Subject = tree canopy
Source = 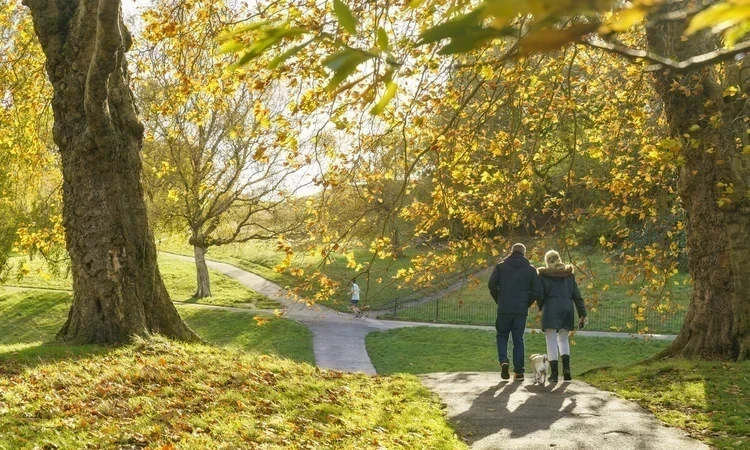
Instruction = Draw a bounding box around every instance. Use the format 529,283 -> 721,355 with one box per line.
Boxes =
220,0 -> 750,360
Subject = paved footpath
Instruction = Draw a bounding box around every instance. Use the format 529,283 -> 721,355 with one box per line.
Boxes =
421,373 -> 708,450
164,254 -> 706,450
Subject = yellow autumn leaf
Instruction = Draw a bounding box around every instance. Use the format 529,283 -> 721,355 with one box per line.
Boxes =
599,7 -> 647,34
685,3 -> 750,36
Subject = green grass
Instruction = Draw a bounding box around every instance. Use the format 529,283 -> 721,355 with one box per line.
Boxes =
158,256 -> 280,309
3,256 -> 72,291
583,360 -> 750,449
0,290 -> 463,449
0,338 -> 465,449
178,307 -> 315,364
4,254 -> 280,309
157,236 -> 294,286
366,326 -> 670,376
0,289 -> 312,364
378,251 -> 691,334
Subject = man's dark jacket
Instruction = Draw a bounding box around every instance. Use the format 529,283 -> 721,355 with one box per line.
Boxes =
488,252 -> 542,315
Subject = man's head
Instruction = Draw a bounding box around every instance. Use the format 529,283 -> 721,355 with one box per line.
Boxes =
511,243 -> 526,255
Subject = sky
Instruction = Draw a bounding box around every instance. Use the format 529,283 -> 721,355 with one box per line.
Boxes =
122,0 -> 152,19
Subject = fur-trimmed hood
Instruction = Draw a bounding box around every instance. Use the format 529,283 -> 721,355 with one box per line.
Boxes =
538,250 -> 573,278
537,266 -> 574,278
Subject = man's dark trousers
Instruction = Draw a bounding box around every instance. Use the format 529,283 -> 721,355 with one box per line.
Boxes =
496,313 -> 526,374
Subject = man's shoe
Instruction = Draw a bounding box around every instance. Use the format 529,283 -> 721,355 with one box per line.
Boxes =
514,373 -> 524,381
500,362 -> 510,380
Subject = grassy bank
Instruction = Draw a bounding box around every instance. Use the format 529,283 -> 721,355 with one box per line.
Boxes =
0,337 -> 465,449
583,360 -> 750,449
366,326 -> 670,375
0,289 -> 463,449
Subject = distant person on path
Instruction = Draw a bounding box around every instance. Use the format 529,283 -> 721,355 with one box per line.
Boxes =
537,250 -> 587,382
488,243 -> 542,381
350,278 -> 363,318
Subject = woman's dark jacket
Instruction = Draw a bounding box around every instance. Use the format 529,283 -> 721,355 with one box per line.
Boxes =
537,266 -> 586,330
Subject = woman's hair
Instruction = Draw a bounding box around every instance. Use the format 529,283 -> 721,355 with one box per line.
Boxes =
544,250 -> 567,270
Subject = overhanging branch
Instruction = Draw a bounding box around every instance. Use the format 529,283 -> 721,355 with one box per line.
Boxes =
581,38 -> 750,73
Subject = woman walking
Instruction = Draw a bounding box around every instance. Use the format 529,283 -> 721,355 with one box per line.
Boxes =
537,250 -> 587,382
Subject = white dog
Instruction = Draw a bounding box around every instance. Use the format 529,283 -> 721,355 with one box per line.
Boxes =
529,354 -> 550,385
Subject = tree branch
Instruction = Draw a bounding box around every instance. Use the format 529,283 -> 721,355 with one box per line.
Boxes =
581,38 -> 750,73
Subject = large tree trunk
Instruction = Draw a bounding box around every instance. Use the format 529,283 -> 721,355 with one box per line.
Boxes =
193,245 -> 212,298
647,9 -> 750,360
24,0 -> 199,344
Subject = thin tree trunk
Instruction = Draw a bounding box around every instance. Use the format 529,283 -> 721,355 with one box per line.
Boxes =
194,245 -> 212,298
392,224 -> 403,258
24,0 -> 199,344
647,7 -> 750,360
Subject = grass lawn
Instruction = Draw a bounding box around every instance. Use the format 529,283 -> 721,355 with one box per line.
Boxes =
0,290 -> 463,449
583,360 -> 750,450
378,251 -> 691,334
366,326 -> 670,376
0,337 -> 464,449
4,254 -> 280,309
158,256 -> 281,309
0,290 -> 313,364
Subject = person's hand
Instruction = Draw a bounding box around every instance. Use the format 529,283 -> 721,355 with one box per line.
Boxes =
578,317 -> 588,330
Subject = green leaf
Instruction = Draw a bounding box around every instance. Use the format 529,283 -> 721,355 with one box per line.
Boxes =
437,27 -> 499,55
482,0 -> 529,24
269,40 -> 314,69
228,27 -> 307,70
333,0 -> 358,34
371,80 -> 398,115
323,49 -> 375,91
220,21 -> 268,41
377,27 -> 390,51
418,9 -> 484,45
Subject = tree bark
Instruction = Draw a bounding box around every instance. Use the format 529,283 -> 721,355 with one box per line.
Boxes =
647,8 -> 750,360
193,245 -> 212,298
23,0 -> 199,344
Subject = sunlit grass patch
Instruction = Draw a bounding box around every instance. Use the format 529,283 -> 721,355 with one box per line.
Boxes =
583,359 -> 750,449
0,337 -> 465,449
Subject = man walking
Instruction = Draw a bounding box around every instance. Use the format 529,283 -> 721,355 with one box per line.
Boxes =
488,243 -> 542,381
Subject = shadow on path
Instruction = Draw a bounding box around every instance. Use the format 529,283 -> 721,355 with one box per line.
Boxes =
421,373 -> 709,450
